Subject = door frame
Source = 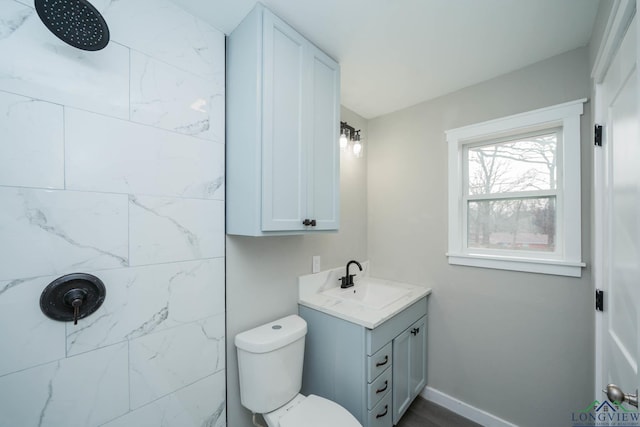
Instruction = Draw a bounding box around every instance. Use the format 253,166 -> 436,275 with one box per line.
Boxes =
592,0 -> 637,401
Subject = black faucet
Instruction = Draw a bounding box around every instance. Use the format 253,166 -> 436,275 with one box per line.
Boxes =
339,260 -> 363,289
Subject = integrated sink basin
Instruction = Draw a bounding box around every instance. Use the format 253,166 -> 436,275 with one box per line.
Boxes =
299,262 -> 432,329
322,280 -> 410,310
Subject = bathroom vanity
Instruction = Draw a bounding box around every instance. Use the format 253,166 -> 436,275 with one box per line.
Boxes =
298,266 -> 431,426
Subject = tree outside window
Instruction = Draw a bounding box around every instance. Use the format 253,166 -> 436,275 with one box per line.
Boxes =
465,131 -> 559,252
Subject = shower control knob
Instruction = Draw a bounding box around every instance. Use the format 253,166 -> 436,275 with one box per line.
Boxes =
40,273 -> 106,325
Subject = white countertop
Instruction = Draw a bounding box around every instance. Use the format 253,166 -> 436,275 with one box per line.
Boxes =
298,263 -> 431,329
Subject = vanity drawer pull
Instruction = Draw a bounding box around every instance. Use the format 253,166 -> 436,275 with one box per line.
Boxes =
376,405 -> 388,419
376,355 -> 388,367
376,380 -> 388,394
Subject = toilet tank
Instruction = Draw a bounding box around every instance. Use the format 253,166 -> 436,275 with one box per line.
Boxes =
235,315 -> 307,414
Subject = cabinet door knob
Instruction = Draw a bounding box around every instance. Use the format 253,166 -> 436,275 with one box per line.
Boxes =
310,219 -> 316,226
376,355 -> 389,367
302,219 -> 311,226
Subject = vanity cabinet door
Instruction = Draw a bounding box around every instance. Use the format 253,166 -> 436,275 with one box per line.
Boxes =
392,316 -> 427,424
409,316 -> 427,398
392,327 -> 412,423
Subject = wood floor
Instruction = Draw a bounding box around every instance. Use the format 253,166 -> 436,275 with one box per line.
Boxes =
396,397 -> 482,427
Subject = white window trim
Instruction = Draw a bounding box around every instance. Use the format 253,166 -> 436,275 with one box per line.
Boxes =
446,99 -> 587,277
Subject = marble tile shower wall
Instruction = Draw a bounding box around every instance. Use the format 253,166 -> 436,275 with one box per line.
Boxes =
0,1 -> 226,426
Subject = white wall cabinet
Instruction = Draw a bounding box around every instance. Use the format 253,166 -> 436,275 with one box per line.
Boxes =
299,297 -> 428,426
227,4 -> 340,236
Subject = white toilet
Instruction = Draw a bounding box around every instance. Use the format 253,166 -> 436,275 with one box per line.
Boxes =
235,314 -> 362,427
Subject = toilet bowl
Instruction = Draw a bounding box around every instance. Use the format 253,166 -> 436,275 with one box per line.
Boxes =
235,315 -> 362,427
262,393 -> 360,427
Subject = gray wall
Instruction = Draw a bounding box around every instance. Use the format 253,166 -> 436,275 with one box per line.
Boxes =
226,106 -> 368,427
366,47 -> 594,427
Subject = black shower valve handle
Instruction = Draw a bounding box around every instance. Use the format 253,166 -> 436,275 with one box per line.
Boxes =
71,298 -> 82,325
40,273 -> 106,325
63,287 -> 87,325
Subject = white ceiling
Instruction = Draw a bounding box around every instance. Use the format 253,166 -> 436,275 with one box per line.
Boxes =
172,0 -> 600,119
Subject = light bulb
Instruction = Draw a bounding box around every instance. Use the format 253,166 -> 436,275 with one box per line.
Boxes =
339,132 -> 348,150
353,141 -> 362,157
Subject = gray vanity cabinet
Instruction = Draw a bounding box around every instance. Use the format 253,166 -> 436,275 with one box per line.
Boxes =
299,297 -> 428,426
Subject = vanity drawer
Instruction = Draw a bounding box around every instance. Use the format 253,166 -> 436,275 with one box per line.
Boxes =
367,366 -> 392,409
367,342 -> 392,382
368,389 -> 392,427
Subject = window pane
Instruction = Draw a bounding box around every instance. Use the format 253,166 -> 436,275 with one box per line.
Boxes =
468,133 -> 557,195
467,197 -> 556,252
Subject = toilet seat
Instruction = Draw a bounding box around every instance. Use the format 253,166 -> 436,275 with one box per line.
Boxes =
263,394 -> 362,427
278,394 -> 361,427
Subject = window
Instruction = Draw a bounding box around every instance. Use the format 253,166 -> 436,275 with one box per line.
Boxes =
466,129 -> 559,252
446,99 -> 586,277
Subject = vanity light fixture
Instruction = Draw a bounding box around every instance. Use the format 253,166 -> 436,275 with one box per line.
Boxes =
339,121 -> 364,157
340,121 -> 352,151
352,130 -> 363,158
339,125 -> 350,150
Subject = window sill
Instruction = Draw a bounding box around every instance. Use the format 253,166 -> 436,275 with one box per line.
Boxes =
446,253 -> 585,277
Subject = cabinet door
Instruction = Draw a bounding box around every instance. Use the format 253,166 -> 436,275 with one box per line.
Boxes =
392,327 -> 412,424
261,11 -> 307,231
306,47 -> 340,230
410,317 -> 427,398
392,316 -> 427,425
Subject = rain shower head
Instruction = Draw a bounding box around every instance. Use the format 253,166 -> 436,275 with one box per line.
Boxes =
34,0 -> 110,51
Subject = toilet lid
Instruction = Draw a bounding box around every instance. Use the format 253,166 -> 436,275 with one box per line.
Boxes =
279,395 -> 362,427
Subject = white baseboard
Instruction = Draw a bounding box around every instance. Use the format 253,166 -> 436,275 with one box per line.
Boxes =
420,386 -> 518,427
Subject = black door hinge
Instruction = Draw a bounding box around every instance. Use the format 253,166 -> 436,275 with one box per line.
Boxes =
595,125 -> 603,147
596,289 -> 604,312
